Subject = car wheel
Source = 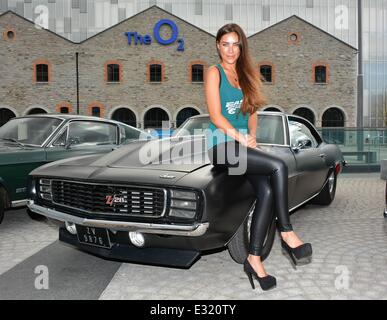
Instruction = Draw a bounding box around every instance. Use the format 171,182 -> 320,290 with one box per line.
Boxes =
310,170 -> 337,206
227,201 -> 277,264
27,208 -> 47,221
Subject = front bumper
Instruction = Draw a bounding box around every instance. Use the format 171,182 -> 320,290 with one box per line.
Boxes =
28,201 -> 209,237
59,227 -> 201,268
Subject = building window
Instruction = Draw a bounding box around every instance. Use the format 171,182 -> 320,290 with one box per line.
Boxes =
27,108 -> 47,115
306,0 -> 314,8
260,65 -> 272,83
3,28 -> 16,42
176,108 -> 200,128
144,108 -> 169,129
92,107 -> 101,117
288,32 -> 301,45
264,107 -> 281,112
56,102 -> 73,114
315,66 -> 327,84
88,102 -> 105,118
105,61 -> 123,83
35,64 -> 49,83
293,107 -> 315,125
322,107 -> 345,144
107,64 -> 120,82
0,108 -> 16,127
60,107 -> 69,114
112,108 -> 137,127
191,64 -> 204,82
150,64 -> 162,82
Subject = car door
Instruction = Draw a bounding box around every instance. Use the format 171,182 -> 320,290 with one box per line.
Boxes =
45,120 -> 119,162
256,113 -> 298,210
288,116 -> 329,204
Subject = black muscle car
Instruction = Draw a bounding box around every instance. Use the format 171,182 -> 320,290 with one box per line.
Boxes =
27,112 -> 345,268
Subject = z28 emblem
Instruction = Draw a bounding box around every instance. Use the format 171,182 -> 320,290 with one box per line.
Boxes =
105,195 -> 127,206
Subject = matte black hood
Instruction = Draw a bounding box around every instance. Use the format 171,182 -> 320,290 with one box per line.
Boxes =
90,136 -> 211,172
30,136 -> 212,185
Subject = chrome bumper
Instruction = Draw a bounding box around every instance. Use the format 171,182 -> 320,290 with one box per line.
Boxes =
27,202 -> 209,237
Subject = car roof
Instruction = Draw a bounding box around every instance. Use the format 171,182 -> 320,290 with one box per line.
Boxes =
11,114 -> 133,126
188,111 -> 288,119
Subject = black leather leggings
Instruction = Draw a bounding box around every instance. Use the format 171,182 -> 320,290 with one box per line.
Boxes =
208,141 -> 293,256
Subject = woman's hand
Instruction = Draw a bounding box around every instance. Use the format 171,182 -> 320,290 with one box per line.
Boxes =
246,134 -> 257,148
237,133 -> 249,147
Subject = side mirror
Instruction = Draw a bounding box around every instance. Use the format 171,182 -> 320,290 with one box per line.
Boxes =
297,139 -> 312,149
65,137 -> 78,150
292,139 -> 312,153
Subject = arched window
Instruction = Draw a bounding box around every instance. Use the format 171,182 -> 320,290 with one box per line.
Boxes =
293,107 -> 315,125
191,64 -> 204,82
149,64 -> 162,82
60,107 -> 69,114
322,108 -> 345,127
144,108 -> 169,129
0,108 -> 16,127
322,107 -> 345,144
107,64 -> 120,82
112,108 -> 137,127
176,108 -> 200,127
35,64 -> 49,82
264,107 -> 281,112
260,65 -> 272,83
315,65 -> 327,84
27,108 -> 47,115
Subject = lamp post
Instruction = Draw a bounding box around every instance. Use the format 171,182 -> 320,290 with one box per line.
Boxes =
76,52 -> 79,115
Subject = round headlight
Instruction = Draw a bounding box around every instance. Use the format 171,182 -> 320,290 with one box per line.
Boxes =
129,231 -> 145,247
65,221 -> 77,235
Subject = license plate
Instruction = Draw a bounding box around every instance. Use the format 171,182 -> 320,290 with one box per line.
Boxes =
76,225 -> 112,249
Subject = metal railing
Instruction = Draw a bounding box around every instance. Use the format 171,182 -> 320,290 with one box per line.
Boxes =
318,128 -> 387,172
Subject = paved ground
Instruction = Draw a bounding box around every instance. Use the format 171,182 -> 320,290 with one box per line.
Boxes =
0,173 -> 386,300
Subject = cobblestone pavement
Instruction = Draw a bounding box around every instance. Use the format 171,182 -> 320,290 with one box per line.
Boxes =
0,173 -> 386,300
100,173 -> 387,300
0,210 -> 57,275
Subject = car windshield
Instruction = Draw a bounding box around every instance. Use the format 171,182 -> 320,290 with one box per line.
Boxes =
172,114 -> 285,145
173,117 -> 211,137
0,117 -> 62,146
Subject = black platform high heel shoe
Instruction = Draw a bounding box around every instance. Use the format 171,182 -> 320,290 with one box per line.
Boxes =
243,259 -> 276,291
281,239 -> 313,267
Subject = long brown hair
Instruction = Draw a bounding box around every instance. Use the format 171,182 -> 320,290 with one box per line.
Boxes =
216,23 -> 266,116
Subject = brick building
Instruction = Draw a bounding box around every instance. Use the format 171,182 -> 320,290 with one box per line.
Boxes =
0,6 -> 357,129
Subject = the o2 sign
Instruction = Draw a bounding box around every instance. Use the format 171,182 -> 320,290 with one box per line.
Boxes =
125,19 -> 184,52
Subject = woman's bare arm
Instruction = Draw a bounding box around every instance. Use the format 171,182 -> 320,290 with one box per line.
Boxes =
248,112 -> 257,137
205,66 -> 247,146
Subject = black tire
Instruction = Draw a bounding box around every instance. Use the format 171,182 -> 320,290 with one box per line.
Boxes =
227,201 -> 277,264
310,170 -> 337,206
27,208 -> 47,221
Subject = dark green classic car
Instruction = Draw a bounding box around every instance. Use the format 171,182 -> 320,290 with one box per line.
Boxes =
0,114 -> 150,223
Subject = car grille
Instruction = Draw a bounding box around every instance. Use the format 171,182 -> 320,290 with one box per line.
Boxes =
51,180 -> 166,217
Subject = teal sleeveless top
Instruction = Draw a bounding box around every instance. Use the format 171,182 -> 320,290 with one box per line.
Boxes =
206,64 -> 249,150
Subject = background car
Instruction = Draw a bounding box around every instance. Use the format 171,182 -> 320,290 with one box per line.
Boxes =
0,114 -> 151,223
27,112 -> 345,268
